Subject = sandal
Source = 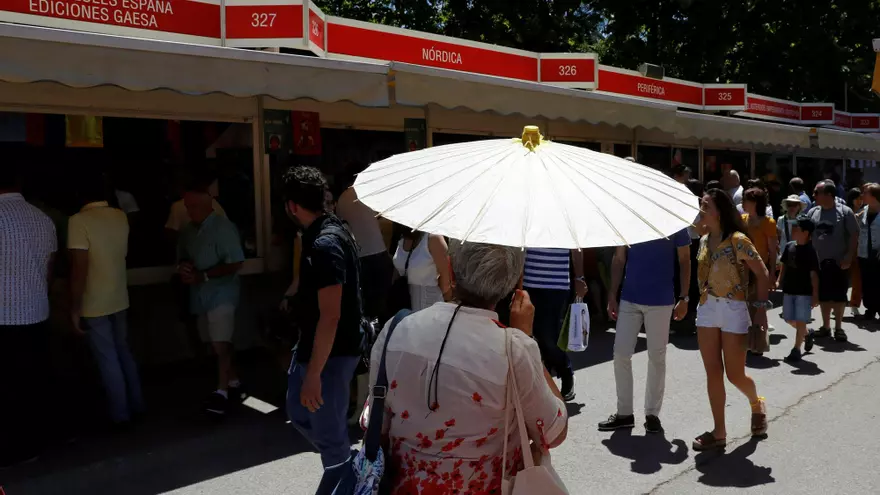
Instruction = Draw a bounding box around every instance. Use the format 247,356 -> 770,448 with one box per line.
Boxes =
751,397 -> 768,436
692,431 -> 726,451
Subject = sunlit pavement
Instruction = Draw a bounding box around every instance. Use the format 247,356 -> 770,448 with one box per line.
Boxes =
4,302 -> 880,495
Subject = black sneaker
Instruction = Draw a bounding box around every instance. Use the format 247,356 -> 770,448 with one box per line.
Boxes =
598,414 -> 635,431
783,348 -> 802,363
204,391 -> 228,416
834,328 -> 848,342
804,329 -> 815,353
560,373 -> 576,402
814,327 -> 831,338
645,415 -> 663,434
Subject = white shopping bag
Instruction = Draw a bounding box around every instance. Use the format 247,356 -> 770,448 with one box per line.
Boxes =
567,301 -> 589,352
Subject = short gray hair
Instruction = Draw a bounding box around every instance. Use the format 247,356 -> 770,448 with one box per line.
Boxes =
449,241 -> 525,307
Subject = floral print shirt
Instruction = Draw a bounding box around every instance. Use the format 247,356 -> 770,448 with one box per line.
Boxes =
368,303 -> 567,495
697,232 -> 762,304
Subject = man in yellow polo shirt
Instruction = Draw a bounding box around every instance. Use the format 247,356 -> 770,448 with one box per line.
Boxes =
69,171 -> 144,426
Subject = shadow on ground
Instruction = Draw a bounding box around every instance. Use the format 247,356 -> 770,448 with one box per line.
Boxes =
693,437 -> 774,488
601,429 -> 688,475
1,349 -> 335,495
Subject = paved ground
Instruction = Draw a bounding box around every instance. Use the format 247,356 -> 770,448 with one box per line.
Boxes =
3,302 -> 880,495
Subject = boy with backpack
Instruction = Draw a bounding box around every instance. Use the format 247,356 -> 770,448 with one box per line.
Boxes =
776,216 -> 820,363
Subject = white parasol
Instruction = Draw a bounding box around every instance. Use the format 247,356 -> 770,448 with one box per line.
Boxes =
353,126 -> 700,249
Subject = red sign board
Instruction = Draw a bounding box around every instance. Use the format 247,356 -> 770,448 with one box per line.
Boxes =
0,0 -> 221,44
539,53 -> 597,89
597,66 -> 704,109
833,111 -> 853,129
851,114 -> 880,132
307,4 -> 325,54
326,16 -> 539,82
225,1 -> 302,44
800,104 -> 834,124
736,94 -> 801,124
703,84 -> 747,111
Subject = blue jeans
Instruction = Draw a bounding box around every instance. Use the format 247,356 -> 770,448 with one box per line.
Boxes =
83,310 -> 144,423
287,354 -> 359,494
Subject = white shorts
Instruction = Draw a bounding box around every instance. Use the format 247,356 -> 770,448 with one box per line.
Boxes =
197,304 -> 236,343
696,296 -> 751,335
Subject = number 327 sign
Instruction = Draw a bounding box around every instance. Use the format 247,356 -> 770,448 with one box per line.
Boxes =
225,0 -> 325,56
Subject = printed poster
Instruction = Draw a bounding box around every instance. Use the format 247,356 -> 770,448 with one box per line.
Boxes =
404,118 -> 427,152
292,111 -> 321,156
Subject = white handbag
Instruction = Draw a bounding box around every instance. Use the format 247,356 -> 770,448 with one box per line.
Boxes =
501,329 -> 569,495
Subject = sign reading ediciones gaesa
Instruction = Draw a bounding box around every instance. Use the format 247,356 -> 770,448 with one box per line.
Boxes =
3,0 -> 221,43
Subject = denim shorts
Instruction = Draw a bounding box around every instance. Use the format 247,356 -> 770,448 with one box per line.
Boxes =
696,296 -> 751,334
783,294 -> 812,323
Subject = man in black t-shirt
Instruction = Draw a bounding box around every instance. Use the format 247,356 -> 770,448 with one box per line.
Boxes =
776,217 -> 820,363
282,166 -> 363,492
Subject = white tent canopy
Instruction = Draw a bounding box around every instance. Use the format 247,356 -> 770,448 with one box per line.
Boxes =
390,62 -> 679,133
0,22 -> 390,107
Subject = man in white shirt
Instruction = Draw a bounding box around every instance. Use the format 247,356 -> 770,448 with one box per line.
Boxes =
0,164 -> 57,467
335,173 -> 392,321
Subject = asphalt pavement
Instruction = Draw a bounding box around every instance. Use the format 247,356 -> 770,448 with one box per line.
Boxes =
3,303 -> 880,495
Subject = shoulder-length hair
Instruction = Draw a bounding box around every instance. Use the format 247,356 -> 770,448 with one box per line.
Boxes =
743,187 -> 768,218
706,188 -> 750,242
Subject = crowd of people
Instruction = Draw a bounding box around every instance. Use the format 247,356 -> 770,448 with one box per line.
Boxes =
3,158 -> 880,494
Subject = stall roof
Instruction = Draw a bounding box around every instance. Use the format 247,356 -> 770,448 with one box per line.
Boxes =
816,127 -> 880,152
390,62 -> 678,133
0,22 -> 391,107
675,111 -> 811,149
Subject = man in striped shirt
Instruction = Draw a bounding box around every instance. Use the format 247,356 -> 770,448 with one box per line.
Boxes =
523,248 -> 586,401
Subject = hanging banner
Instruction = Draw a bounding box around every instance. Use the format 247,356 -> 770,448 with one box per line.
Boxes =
873,52 -> 880,96
263,109 -> 292,154
292,111 -> 321,155
65,115 -> 103,148
404,118 -> 427,152
0,0 -> 222,45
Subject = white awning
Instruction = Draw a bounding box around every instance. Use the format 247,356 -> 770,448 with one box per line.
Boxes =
817,128 -> 880,152
390,62 -> 678,132
0,22 -> 390,107
675,111 -> 811,148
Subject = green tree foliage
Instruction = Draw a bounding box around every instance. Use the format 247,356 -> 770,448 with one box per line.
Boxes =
315,0 -> 880,111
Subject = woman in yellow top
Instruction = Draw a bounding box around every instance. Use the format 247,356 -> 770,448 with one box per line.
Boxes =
742,188 -> 777,276
693,189 -> 772,451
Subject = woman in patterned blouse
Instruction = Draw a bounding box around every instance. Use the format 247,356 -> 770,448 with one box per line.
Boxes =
693,189 -> 772,452
368,241 -> 568,494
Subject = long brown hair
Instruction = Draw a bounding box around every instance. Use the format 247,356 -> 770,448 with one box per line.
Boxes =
706,188 -> 751,242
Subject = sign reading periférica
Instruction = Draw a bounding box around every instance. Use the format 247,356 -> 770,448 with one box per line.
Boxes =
597,66 -> 704,109
1,0 -> 221,44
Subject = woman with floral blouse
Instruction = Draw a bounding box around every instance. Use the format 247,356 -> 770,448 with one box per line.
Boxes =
693,188 -> 772,451
368,241 -> 568,494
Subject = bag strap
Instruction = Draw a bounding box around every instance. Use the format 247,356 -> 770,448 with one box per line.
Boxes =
364,309 -> 411,462
502,329 -> 536,480
402,233 -> 421,275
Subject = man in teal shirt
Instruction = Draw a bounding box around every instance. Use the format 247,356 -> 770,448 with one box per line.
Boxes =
178,180 -> 245,416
